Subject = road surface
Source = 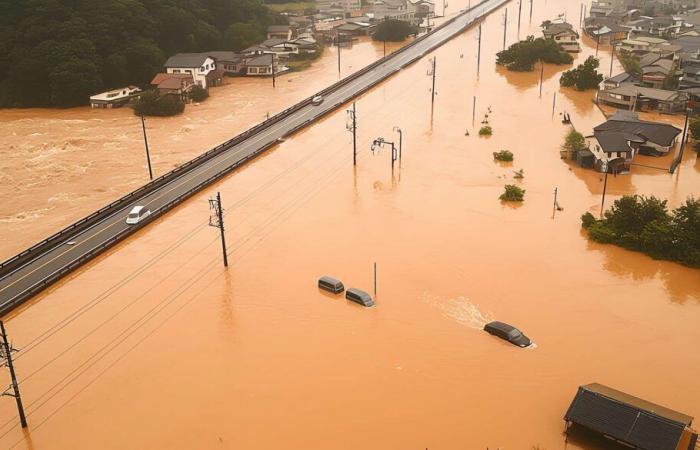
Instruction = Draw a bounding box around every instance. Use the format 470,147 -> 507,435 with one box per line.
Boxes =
0,0 -> 508,314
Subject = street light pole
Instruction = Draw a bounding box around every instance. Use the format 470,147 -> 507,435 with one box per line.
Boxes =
140,114 -> 153,181
371,137 -> 398,172
272,53 -> 276,88
347,102 -> 357,166
393,126 -> 403,167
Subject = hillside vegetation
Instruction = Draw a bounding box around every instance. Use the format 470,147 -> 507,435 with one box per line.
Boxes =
0,0 -> 282,108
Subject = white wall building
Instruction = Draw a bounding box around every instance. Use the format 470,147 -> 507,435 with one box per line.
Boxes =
164,54 -> 216,89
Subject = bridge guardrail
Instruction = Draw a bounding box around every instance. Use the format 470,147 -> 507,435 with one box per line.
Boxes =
0,0 -> 502,300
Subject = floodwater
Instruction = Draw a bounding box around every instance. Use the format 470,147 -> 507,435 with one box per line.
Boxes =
0,0 -> 699,448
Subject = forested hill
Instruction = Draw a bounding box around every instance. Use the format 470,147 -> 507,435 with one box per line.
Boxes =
0,0 -> 282,108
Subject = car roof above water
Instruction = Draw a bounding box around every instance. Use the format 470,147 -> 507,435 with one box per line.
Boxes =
484,321 -> 518,333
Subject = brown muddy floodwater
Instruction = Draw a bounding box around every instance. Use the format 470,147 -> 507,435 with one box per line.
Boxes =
0,0 -> 698,449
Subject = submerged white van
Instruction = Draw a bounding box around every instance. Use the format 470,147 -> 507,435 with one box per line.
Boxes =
126,205 -> 151,225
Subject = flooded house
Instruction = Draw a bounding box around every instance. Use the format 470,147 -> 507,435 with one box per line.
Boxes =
150,73 -> 195,100
164,53 -> 223,88
597,83 -> 688,113
584,16 -> 630,44
585,110 -> 682,172
565,383 -> 698,450
542,21 -> 581,52
267,25 -> 296,40
88,86 -> 141,109
640,58 -> 676,88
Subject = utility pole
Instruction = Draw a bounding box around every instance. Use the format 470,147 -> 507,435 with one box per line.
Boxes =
208,192 -> 228,267
517,0 -> 522,35
0,321 -> 27,429
140,114 -> 154,181
428,56 -> 437,107
600,168 -> 609,218
503,8 -> 508,50
539,60 -> 544,98
671,105 -> 691,173
529,0 -> 533,22
552,187 -> 558,218
595,33 -> 600,56
272,53 -> 276,88
477,23 -> 482,75
552,92 -> 557,118
393,126 -> 403,167
346,102 -> 357,166
579,3 -> 584,28
609,40 -> 615,77
371,137 -> 399,172
384,39 -> 387,57
472,95 -> 477,125
337,30 -> 341,75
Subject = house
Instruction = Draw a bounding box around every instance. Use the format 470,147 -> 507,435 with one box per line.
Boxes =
680,64 -> 700,86
670,34 -> 700,65
598,82 -> 688,113
584,17 -> 630,44
150,73 -> 195,99
618,36 -> 670,53
245,54 -> 288,76
542,21 -> 581,52
206,51 -> 248,75
89,86 -> 141,109
260,38 -> 300,55
334,21 -> 374,37
589,0 -> 615,17
372,0 -> 433,23
641,58 -> 675,88
586,110 -> 682,171
267,25 -> 295,40
564,383 -> 698,450
164,53 -> 220,89
604,71 -> 636,89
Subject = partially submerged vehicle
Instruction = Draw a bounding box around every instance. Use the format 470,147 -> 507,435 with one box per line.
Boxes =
318,276 -> 344,294
311,94 -> 324,105
346,288 -> 374,307
484,321 -> 531,347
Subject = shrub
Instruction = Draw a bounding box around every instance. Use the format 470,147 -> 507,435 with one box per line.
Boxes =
133,90 -> 185,117
496,35 -> 573,72
562,130 -> 587,154
560,56 -> 604,91
581,212 -> 596,229
372,19 -> 418,42
493,150 -> 514,161
479,125 -> 493,136
689,117 -> 700,142
581,195 -> 700,268
500,184 -> 525,202
190,85 -> 209,102
514,169 -> 524,179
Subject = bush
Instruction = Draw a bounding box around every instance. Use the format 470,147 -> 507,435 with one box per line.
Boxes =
514,169 -> 524,179
689,117 -> 700,142
493,150 -> 514,161
560,56 -> 604,91
190,85 -> 209,102
496,35 -> 573,72
580,195 -> 700,268
372,19 -> 418,42
479,125 -> 493,136
133,90 -> 185,117
500,184 -> 525,202
562,130 -> 587,154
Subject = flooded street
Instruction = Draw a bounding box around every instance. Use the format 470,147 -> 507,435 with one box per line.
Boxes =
0,0 -> 699,448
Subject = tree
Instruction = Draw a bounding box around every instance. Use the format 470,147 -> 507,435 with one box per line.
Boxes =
617,49 -> 641,78
496,35 -> 573,72
493,150 -> 514,161
133,90 -> 185,116
0,0 -> 279,107
560,56 -> 603,91
562,130 -> 587,153
580,195 -> 700,268
689,117 -> 700,147
190,85 -> 209,102
224,22 -> 264,51
372,19 -> 418,42
500,184 -> 525,202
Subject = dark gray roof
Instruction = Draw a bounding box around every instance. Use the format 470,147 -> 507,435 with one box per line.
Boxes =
206,51 -> 244,63
267,25 -> 291,33
594,110 -> 682,147
565,383 -> 694,450
164,53 -> 211,68
262,38 -> 289,47
246,54 -> 273,66
607,72 -> 633,83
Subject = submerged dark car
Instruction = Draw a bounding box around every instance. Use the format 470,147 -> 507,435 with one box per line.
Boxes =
484,321 -> 531,347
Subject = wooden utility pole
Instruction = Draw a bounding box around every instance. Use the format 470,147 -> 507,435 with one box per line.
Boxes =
609,40 -> 615,77
517,0 -> 522,35
552,92 -> 557,117
346,102 -> 357,166
539,61 -> 544,98
671,105 -> 691,173
552,187 -> 558,218
477,23 -> 482,74
208,192 -> 228,267
140,114 -> 153,181
272,53 -> 276,88
600,169 -> 609,218
503,8 -> 508,50
0,321 -> 27,429
472,95 -> 477,125
430,57 -> 437,107
529,0 -> 533,22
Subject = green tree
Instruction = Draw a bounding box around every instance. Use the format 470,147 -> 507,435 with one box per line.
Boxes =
562,130 -> 587,153
224,22 -> 264,51
500,184 -> 525,202
372,19 -> 418,42
617,49 -> 641,77
560,56 -> 603,91
497,35 -> 573,72
133,90 -> 185,116
190,85 -> 209,102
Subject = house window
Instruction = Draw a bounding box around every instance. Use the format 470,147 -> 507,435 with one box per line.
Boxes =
173,69 -> 180,73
